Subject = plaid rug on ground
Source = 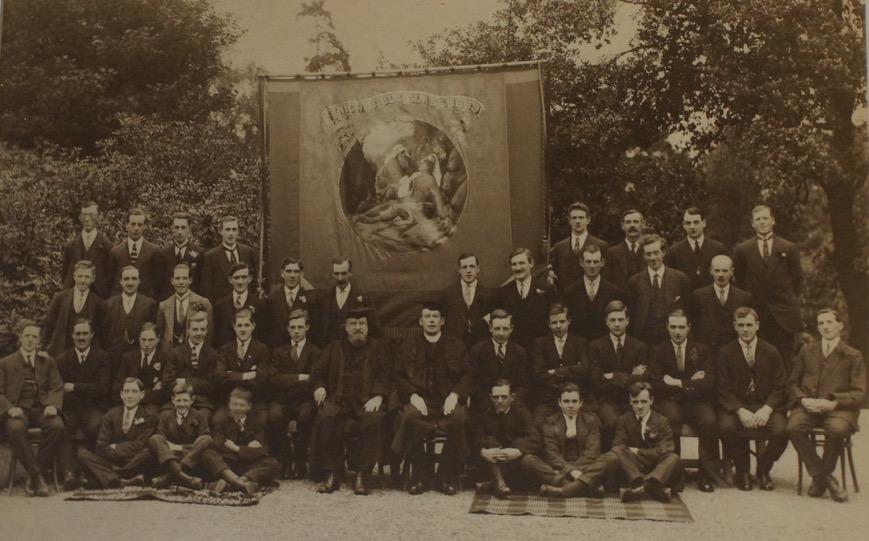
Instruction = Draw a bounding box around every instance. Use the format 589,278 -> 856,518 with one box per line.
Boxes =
469,493 -> 693,522
66,485 -> 276,506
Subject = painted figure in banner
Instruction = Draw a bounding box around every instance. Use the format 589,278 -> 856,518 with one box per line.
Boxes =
341,119 -> 468,253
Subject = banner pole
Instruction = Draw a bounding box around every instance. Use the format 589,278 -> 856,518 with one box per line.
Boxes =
538,60 -> 552,271
256,75 -> 270,296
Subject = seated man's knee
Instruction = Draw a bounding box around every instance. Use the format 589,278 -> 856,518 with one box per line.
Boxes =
5,418 -> 27,435
825,418 -> 852,438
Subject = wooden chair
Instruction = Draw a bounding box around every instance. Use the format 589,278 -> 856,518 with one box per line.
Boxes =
6,427 -> 60,495
796,428 -> 859,495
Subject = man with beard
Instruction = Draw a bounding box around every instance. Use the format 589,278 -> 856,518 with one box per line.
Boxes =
44,260 -> 105,358
309,307 -> 392,495
391,301 -> 472,495
157,263 -> 213,347
61,201 -> 113,298
316,258 -> 369,347
690,255 -> 753,355
440,253 -> 494,348
113,323 -> 168,417
148,382 -> 211,490
605,209 -> 646,293
107,208 -> 162,299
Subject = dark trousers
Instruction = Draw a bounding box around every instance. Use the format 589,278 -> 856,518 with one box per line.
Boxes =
390,403 -> 469,483
598,399 -> 628,450
655,398 -> 721,478
62,405 -> 105,446
787,407 -> 853,478
719,409 -> 788,476
148,434 -> 214,470
267,400 -> 314,468
309,399 -> 384,474
76,446 -> 155,488
756,305 -> 797,372
611,447 -> 682,487
4,407 -> 73,477
200,448 -> 281,485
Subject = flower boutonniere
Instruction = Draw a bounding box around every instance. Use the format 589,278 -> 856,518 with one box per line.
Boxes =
356,295 -> 364,303
189,250 -> 199,259
644,428 -> 659,442
250,364 -> 257,371
133,417 -> 145,425
535,288 -> 544,295
299,295 -> 307,304
778,251 -> 787,258
153,362 -> 161,372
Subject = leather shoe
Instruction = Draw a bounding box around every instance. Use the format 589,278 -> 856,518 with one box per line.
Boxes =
28,475 -> 50,497
825,475 -> 847,503
292,463 -> 308,480
211,479 -> 227,494
151,473 -> 172,489
493,482 -> 511,499
240,480 -> 260,497
644,479 -> 671,503
539,484 -> 565,498
63,473 -> 81,491
120,474 -> 145,488
697,479 -> 714,493
735,473 -> 753,491
318,473 -> 340,493
587,483 -> 605,498
621,485 -> 645,503
353,473 -> 370,496
408,481 -> 427,495
438,480 -> 458,496
807,475 -> 827,498
475,481 -> 494,494
757,472 -> 775,491
178,474 -> 203,491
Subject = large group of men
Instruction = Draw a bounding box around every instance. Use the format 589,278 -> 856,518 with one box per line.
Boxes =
0,201 -> 864,505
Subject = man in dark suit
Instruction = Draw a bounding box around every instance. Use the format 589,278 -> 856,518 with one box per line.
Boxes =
56,318 -> 111,446
612,382 -> 682,503
717,306 -> 789,491
148,381 -> 212,489
213,262 -> 262,347
199,215 -> 258,303
99,266 -> 158,369
309,307 -> 392,495
77,377 -> 158,488
787,308 -> 866,502
315,258 -> 369,347
0,320 -> 75,495
201,387 -> 280,495
473,379 -> 547,498
605,209 -> 646,292
628,234 -> 692,345
665,207 -> 729,291
690,255 -> 753,354
43,260 -> 105,357
261,257 -> 313,347
61,201 -> 113,298
531,303 -> 593,425
215,308 -> 269,427
549,202 -> 609,291
440,253 -> 494,348
733,204 -> 803,368
469,309 -> 533,413
158,263 -> 213,347
112,323 -> 168,416
157,211 -> 204,300
163,311 -> 223,418
107,207 -> 163,299
265,309 -> 320,479
649,310 -> 722,492
536,384 -> 619,498
391,302 -> 473,495
495,248 -> 554,351
588,300 -> 649,447
563,244 -> 624,341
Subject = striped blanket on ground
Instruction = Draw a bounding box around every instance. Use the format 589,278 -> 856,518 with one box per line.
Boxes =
469,493 -> 693,522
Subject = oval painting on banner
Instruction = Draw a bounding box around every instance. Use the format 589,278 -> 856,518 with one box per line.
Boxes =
339,119 -> 468,253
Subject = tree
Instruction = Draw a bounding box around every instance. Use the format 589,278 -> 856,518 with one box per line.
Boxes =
297,0 -> 351,73
0,0 -> 240,152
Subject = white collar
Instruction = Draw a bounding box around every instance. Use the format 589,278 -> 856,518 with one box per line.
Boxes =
716,283 -> 730,293
493,340 -> 506,352
175,291 -> 190,302
563,412 -> 577,423
638,410 -> 652,424
284,284 -> 300,297
233,290 -> 248,303
223,243 -> 238,252
74,287 -> 89,298
19,349 -> 35,361
647,265 -> 665,280
124,405 -> 139,417
122,292 -> 137,302
571,231 -> 588,244
554,334 -> 567,344
188,341 -> 204,354
336,284 -> 351,295
82,229 -> 97,240
174,241 -> 188,251
292,338 -> 306,350
75,347 -> 91,362
822,337 -> 841,353
688,235 -> 704,248
237,337 -> 251,350
423,332 -> 442,344
610,333 -> 624,345
462,279 -> 477,289
127,237 -> 142,249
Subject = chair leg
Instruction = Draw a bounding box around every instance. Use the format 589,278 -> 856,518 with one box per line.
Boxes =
840,446 -> 847,492
846,439 -> 859,493
797,455 -> 803,495
7,454 -> 17,496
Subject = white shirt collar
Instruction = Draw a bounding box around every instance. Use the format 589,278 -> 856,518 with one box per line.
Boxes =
716,283 -> 730,294
647,265 -> 665,281
638,410 -> 652,425
75,347 -> 91,363
493,340 -> 506,353
292,338 -> 307,350
124,405 -> 139,417
610,333 -> 624,347
285,284 -> 300,297
462,279 -> 477,289
423,332 -> 442,344
571,231 -> 588,246
237,337 -> 251,351
188,341 -> 204,356
688,235 -> 704,249
82,229 -> 97,242
127,237 -> 142,251
563,412 -> 577,425
822,337 -> 841,353
233,290 -> 248,305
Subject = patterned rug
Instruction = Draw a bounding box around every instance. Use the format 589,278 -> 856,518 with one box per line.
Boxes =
66,485 -> 276,506
469,493 -> 693,522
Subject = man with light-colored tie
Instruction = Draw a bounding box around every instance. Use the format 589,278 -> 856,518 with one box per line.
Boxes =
158,263 -> 213,347
440,252 -> 494,348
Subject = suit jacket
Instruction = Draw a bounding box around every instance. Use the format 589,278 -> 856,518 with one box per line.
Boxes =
157,242 -> 204,300
213,293 -> 263,347
42,287 -> 105,357
218,338 -> 270,404
107,238 -> 163,299
157,292 -> 214,347
469,340 -> 532,409
588,334 -> 649,404
261,284 -> 313,347
311,337 -> 392,403
690,284 -> 753,350
211,413 -> 271,460
612,410 -> 676,458
315,284 -> 369,347
393,335 -> 473,404
664,237 -> 728,291
789,341 -> 866,428
56,346 -> 111,409
562,276 -> 624,341
541,411 -> 602,474
605,240 -> 645,293
0,351 -> 64,414
494,278 -> 554,350
532,334 -> 593,408
717,338 -> 787,413
733,235 -> 803,333
199,243 -> 258,303
95,405 -> 157,461
648,339 -> 715,401
627,266 -> 691,343
112,348 -> 169,406
61,230 -> 114,298
549,233 -> 609,291
440,281 -> 494,348
99,293 -> 158,355
163,342 -> 223,411
155,407 -> 211,444
266,340 -> 321,404
474,405 -> 541,455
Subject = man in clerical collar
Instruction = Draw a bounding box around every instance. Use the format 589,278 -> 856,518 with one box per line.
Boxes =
148,382 -> 212,490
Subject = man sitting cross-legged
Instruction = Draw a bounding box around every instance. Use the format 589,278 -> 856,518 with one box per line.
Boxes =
148,382 -> 212,490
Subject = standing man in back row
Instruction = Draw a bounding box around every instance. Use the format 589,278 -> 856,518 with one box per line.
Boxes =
200,215 -> 258,304
665,207 -> 728,292
549,202 -> 608,291
606,209 -> 646,293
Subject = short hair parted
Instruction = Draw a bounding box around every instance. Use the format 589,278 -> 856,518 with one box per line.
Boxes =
171,211 -> 191,224
509,247 -> 534,264
288,308 -> 309,324
122,377 -> 145,391
816,308 -> 842,323
140,322 -> 160,337
622,208 -> 643,221
186,311 -> 209,330
331,257 -> 352,271
667,308 -> 690,323
229,387 -> 253,404
548,302 -> 569,318
581,243 -> 603,257
733,306 -> 759,322
220,215 -> 239,228
15,318 -> 39,335
73,260 -> 95,273
640,233 -> 667,252
172,381 -> 193,397
172,262 -> 191,276
491,378 -> 513,394
489,308 -> 513,324
683,206 -> 706,220
71,317 -> 93,332
120,265 -> 140,277
128,207 -> 148,223
567,201 -> 590,218
281,256 -> 304,271
457,252 -> 479,265
751,204 -> 774,218
80,200 -> 99,212
228,262 -> 251,277
233,308 -> 256,325
605,300 -> 629,317
560,382 -> 582,398
628,381 -> 653,398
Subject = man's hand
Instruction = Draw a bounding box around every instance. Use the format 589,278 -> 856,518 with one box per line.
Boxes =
249,440 -> 263,449
604,372 -> 614,380
224,439 -> 240,453
298,374 -> 310,382
632,364 -> 646,376
569,469 -> 582,480
241,371 -> 256,381
663,375 -> 682,388
480,448 -> 500,463
628,446 -> 639,455
153,381 -> 162,390
44,406 -> 58,417
691,370 -> 706,380
814,399 -> 838,413
7,407 -> 24,418
443,392 -> 459,416
364,395 -> 383,412
63,382 -> 75,392
410,393 -> 428,416
501,448 -> 522,462
313,387 -> 327,406
547,369 -> 556,375
754,405 -> 772,427
110,443 -> 117,450
737,408 -> 756,428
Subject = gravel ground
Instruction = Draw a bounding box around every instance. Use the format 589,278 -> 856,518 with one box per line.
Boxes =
2,431 -> 868,541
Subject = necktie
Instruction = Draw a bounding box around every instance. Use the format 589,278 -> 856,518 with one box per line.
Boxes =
718,287 -> 727,306
141,353 -> 148,369
287,291 -> 295,307
556,338 -> 564,359
638,417 -> 646,441
587,280 -> 597,301
229,249 -> 238,265
234,295 -> 243,309
518,281 -> 527,300
823,342 -> 833,358
676,343 -> 684,372
191,349 -> 199,368
652,272 -> 660,290
615,337 -> 623,361
496,344 -> 505,361
462,284 -> 473,307
761,238 -> 770,260
79,351 -> 87,364
572,237 -> 580,255
176,298 -> 187,324
237,342 -> 246,360
122,409 -> 133,434
743,344 -> 754,367
130,242 -> 138,264
291,342 -> 300,362
74,290 -> 84,313
691,240 -> 699,255
26,354 -> 33,367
